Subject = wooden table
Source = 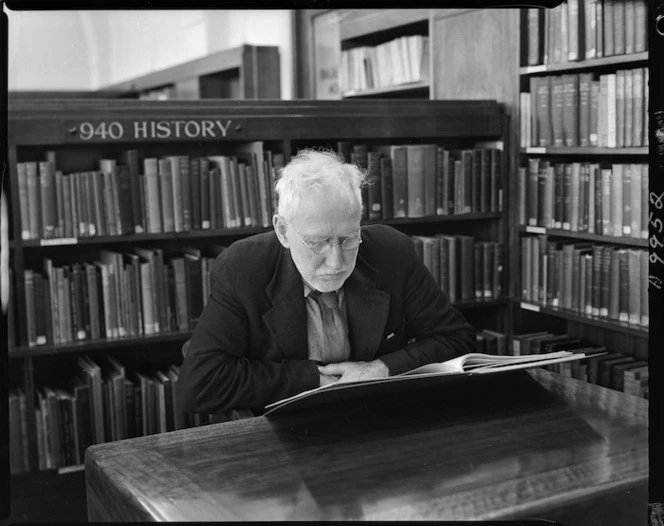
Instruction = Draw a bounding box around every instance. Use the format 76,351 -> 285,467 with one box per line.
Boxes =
85,369 -> 648,522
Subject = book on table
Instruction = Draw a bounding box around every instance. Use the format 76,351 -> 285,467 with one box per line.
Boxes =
264,348 -> 605,415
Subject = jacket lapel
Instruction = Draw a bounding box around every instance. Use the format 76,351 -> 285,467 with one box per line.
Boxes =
262,248 -> 308,360
344,258 -> 391,362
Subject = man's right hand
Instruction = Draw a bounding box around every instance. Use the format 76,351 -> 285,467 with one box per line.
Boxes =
319,374 -> 339,387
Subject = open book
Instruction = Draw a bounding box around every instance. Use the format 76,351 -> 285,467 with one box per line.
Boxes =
264,349 -> 604,416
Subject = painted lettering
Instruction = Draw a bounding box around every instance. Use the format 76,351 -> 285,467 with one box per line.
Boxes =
134,121 -> 148,139
216,119 -> 232,137
156,120 -> 171,139
201,120 -> 215,137
184,121 -> 201,138
172,120 -> 186,138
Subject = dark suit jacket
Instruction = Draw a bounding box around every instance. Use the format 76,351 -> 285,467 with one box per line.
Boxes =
177,224 -> 476,414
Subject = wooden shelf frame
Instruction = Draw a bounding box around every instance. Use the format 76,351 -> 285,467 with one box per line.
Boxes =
95,44 -> 281,100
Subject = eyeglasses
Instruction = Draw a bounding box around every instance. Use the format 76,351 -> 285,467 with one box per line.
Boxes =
291,229 -> 362,255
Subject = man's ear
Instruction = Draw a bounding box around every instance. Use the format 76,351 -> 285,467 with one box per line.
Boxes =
273,214 -> 289,248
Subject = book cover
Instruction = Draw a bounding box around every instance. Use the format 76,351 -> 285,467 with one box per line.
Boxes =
624,69 -> 634,147
116,164 -> 136,235
423,144 -> 437,217
562,74 -> 579,147
567,0 -> 583,61
405,145 -> 425,218
627,248 -> 641,326
634,0 -> 647,53
632,68 -> 644,147
550,75 -> 565,147
615,69 -> 625,148
471,148 -> 482,213
366,151 -> 383,220
527,8 -> 544,65
121,149 -> 143,233
179,156 -> 192,231
603,0 -> 615,56
25,162 -> 42,239
584,0 -> 598,59
536,76 -> 552,146
199,159 -> 211,229
457,235 -> 475,302
613,0 -> 625,55
143,158 -> 162,233
379,156 -> 394,220
578,73 -> 593,147
610,163 -> 623,237
189,158 -> 202,230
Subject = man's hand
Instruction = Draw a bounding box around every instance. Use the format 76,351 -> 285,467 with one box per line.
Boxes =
317,359 -> 389,384
319,374 -> 339,387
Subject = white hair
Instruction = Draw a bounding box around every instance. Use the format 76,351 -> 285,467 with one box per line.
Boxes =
275,148 -> 366,222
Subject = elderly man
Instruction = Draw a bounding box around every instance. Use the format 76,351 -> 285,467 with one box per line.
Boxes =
177,148 -> 476,415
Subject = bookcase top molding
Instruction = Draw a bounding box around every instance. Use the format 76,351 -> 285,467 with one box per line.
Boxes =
8,99 -> 505,145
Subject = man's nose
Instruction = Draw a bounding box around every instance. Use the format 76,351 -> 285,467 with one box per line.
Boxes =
324,243 -> 344,270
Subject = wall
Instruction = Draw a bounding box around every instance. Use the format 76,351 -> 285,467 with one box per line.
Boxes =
6,9 -> 293,98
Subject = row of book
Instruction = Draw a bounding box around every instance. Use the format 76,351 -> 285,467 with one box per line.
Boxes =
521,237 -> 648,328
9,356 -> 254,474
339,35 -> 429,94
412,235 -> 504,304
518,161 -> 648,239
23,245 -> 226,347
521,67 -> 648,148
339,142 -> 503,221
511,330 -> 648,398
16,143 -> 282,241
525,1 -> 647,66
17,141 -> 502,242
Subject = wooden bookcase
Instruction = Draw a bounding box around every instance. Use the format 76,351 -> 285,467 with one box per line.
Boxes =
303,9 -> 432,100
95,44 -> 281,100
7,98 -> 508,476
516,4 -> 649,394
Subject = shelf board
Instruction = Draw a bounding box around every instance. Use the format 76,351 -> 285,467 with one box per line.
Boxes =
522,146 -> 648,155
519,226 -> 649,248
519,302 -> 648,338
9,331 -> 192,358
520,52 -> 648,75
342,82 -> 429,98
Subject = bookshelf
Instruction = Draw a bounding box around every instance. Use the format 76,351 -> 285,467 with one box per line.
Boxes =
311,9 -> 432,99
7,98 -> 508,476
95,44 -> 281,100
516,2 -> 649,397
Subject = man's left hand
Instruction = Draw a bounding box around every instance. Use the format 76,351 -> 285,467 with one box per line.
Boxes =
317,359 -> 389,383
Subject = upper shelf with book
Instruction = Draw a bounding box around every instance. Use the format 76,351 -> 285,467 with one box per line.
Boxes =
337,10 -> 431,99
522,1 -> 648,70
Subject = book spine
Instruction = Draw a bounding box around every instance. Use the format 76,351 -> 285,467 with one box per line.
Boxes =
367,151 -> 383,220
380,157 -> 394,220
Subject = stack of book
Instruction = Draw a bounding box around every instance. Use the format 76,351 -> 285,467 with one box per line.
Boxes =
339,34 -> 429,93
521,236 -> 648,328
22,245 -> 225,348
518,160 -> 648,239
411,234 -> 504,304
525,0 -> 647,67
10,356 -> 254,473
520,67 -> 648,148
15,143 -> 283,241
